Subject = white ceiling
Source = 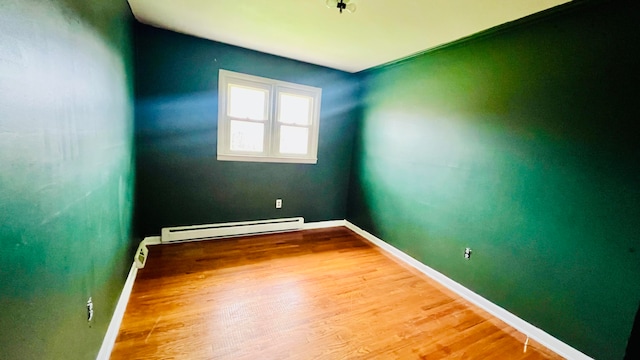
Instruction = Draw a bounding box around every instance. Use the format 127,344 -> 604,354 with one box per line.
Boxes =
128,0 -> 571,73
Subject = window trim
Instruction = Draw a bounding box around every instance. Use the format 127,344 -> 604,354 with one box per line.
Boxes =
217,69 -> 322,164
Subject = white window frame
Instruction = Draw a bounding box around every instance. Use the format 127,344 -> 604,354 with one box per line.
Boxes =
217,69 -> 322,164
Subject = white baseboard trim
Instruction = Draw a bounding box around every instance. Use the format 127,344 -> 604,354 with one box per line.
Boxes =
96,262 -> 138,360
95,221 -> 343,359
99,221 -> 590,359
302,219 -> 347,230
344,221 -> 593,360
143,236 -> 161,246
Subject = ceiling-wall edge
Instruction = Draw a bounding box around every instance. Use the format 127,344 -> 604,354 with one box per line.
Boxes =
356,0 -> 605,75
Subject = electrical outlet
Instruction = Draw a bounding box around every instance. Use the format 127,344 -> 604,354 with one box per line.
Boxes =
87,297 -> 94,322
135,242 -> 149,269
275,199 -> 282,209
464,248 -> 472,260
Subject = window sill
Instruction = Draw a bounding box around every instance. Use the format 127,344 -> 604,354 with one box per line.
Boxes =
217,154 -> 317,164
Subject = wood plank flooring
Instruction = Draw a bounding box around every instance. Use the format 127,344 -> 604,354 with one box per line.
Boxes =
111,227 -> 563,359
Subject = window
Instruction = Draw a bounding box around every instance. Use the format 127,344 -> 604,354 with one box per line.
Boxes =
217,70 -> 322,164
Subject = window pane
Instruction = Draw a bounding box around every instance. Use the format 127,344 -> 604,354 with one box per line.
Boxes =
278,93 -> 311,125
279,126 -> 308,154
230,120 -> 264,152
228,85 -> 267,120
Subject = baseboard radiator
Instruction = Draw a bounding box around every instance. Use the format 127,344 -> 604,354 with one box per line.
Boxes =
161,217 -> 304,244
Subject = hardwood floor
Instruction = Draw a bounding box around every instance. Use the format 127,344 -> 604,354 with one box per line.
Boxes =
111,227 -> 563,359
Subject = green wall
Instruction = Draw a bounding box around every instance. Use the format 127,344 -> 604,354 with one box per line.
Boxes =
133,24 -> 359,236
347,1 -> 639,359
0,0 -> 135,359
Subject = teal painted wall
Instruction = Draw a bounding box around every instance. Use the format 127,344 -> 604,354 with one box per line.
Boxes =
347,1 -> 639,359
133,24 -> 359,236
0,1 -> 135,359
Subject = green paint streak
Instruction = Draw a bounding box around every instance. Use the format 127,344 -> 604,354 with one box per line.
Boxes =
348,1 -> 640,359
0,1 -> 135,359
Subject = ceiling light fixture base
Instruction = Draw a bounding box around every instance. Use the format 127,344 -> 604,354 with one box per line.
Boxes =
326,0 -> 356,14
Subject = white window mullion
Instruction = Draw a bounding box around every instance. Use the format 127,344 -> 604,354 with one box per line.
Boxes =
268,84 -> 278,157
